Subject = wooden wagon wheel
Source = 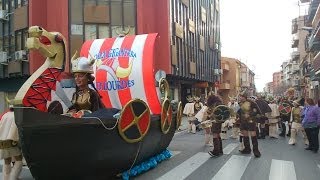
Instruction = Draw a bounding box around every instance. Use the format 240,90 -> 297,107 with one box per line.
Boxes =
159,78 -> 170,99
161,98 -> 173,134
118,99 -> 151,143
176,101 -> 183,129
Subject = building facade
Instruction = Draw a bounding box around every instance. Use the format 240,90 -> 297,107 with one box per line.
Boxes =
0,0 -> 221,112
219,57 -> 241,104
240,62 -> 255,96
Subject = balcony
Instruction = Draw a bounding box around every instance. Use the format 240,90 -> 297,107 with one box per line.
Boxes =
307,0 -> 320,26
292,22 -> 298,34
313,51 -> 320,71
293,79 -> 300,87
221,62 -> 230,71
220,82 -> 230,90
291,51 -> 300,61
291,36 -> 299,48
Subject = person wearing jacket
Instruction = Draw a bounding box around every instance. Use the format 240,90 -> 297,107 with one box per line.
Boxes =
302,98 -> 320,153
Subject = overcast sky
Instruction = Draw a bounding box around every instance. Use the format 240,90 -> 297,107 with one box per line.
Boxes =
220,0 -> 309,92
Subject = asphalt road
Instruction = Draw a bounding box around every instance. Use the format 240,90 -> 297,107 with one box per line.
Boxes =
1,117 -> 319,180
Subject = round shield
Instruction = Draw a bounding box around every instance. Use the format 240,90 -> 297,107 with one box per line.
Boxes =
118,99 -> 151,143
212,105 -> 231,122
278,102 -> 292,115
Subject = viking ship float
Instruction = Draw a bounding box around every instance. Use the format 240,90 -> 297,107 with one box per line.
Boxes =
9,26 -> 183,179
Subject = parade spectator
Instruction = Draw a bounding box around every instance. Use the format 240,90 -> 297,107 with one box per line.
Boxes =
302,98 -> 320,153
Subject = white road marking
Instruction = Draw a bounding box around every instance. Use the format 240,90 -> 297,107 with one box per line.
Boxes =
269,159 -> 296,180
223,143 -> 238,154
211,155 -> 251,180
157,152 -> 210,180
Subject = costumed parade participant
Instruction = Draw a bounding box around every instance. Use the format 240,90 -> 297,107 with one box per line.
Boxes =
228,96 -> 240,139
0,107 -> 23,180
195,104 -> 213,146
288,100 -> 309,145
207,94 -> 225,157
183,96 -> 196,133
68,55 -> 105,116
255,94 -> 272,139
278,96 -> 293,137
267,99 -> 280,138
237,91 -> 262,158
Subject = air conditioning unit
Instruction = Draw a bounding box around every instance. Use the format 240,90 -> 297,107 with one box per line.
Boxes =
0,52 -> 8,63
15,50 -> 27,61
214,68 -> 223,75
0,10 -> 8,20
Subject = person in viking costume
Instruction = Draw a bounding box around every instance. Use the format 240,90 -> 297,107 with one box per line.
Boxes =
278,96 -> 293,137
237,91 -> 262,158
183,96 -> 196,133
267,99 -> 280,138
195,104 -> 213,146
228,97 -> 240,139
0,106 -> 23,180
68,56 -> 105,115
256,94 -> 272,139
207,94 -> 225,157
288,100 -> 309,146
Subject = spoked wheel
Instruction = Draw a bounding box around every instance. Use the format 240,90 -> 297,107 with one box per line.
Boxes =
118,99 -> 151,143
161,99 -> 173,134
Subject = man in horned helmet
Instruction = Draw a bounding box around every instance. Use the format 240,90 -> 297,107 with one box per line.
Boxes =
237,90 -> 262,158
207,94 -> 225,157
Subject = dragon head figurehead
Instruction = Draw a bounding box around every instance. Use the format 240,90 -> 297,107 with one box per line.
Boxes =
9,26 -> 68,109
26,26 -> 67,69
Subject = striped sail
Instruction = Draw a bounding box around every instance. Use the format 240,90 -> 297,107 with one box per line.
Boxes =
80,34 -> 161,114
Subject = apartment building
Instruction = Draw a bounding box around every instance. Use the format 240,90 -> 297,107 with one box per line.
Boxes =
219,57 -> 241,103
0,0 -> 221,111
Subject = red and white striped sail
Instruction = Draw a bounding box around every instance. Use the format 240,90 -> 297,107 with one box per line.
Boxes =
80,33 -> 161,114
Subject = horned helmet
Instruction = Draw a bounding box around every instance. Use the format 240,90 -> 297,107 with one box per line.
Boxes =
71,52 -> 95,74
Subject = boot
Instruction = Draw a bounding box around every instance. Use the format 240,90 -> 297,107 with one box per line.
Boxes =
301,129 -> 309,146
218,137 -> 223,154
191,124 -> 196,134
232,127 -> 239,139
239,136 -> 244,151
287,125 -> 291,137
204,134 -> 213,147
239,136 -> 251,154
3,163 -> 11,180
208,138 -> 222,157
9,161 -> 22,180
279,122 -> 286,137
251,136 -> 261,158
260,128 -> 266,139
256,127 -> 261,139
265,124 -> 269,136
288,129 -> 296,145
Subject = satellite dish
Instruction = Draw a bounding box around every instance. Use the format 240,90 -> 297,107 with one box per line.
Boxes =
155,70 -> 166,82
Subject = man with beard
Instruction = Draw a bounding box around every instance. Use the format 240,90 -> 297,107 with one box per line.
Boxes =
237,91 -> 262,158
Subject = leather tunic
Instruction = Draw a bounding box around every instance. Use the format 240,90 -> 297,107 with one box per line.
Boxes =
291,107 -> 302,123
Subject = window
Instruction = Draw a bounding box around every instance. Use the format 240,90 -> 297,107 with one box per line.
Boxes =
85,24 -> 97,40
98,25 -> 110,38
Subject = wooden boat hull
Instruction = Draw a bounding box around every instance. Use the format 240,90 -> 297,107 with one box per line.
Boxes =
14,108 -> 177,179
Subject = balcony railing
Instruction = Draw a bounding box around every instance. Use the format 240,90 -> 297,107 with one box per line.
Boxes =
221,62 -> 230,71
292,37 -> 299,48
291,51 -> 300,61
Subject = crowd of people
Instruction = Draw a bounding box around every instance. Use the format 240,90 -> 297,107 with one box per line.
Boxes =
183,88 -> 320,158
